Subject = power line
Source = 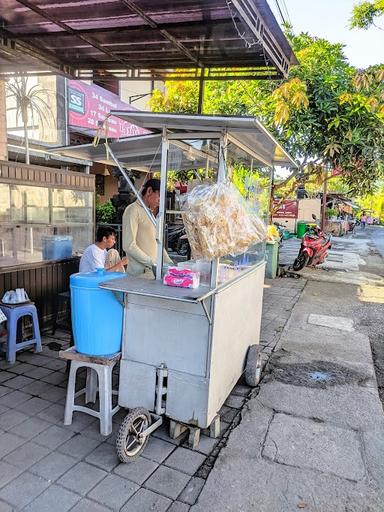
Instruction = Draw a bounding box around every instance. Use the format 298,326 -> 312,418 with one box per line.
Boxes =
273,0 -> 286,24
279,0 -> 292,26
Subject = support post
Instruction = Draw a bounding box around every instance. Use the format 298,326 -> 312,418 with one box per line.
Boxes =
197,70 -> 205,114
210,130 -> 228,289
321,166 -> 328,231
156,127 -> 169,281
0,80 -> 7,161
109,147 -> 155,226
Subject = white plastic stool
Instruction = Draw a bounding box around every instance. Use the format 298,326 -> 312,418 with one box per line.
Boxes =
60,348 -> 121,436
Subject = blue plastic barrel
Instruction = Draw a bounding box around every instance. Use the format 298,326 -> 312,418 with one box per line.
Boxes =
70,269 -> 126,356
42,235 -> 73,260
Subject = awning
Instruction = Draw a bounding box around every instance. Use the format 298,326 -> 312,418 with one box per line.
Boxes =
51,112 -> 297,169
0,0 -> 297,81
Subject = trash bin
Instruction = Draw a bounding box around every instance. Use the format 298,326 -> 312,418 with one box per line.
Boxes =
42,235 -> 73,260
266,241 -> 278,279
70,269 -> 126,356
296,221 -> 308,239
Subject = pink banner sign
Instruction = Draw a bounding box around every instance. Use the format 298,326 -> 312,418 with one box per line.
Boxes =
273,199 -> 299,219
68,80 -> 148,138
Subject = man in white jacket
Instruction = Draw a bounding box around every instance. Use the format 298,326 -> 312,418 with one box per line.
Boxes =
122,179 -> 172,278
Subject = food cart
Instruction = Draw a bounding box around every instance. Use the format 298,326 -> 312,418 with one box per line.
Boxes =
53,113 -> 297,461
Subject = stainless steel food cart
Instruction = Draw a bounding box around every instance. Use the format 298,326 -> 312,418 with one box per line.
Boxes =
53,112 -> 297,461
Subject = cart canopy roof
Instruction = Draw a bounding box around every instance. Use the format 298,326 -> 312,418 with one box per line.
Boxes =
51,112 -> 297,170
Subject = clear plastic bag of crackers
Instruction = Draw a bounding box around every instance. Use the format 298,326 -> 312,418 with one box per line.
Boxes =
182,181 -> 266,260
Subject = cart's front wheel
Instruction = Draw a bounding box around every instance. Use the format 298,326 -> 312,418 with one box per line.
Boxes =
245,345 -> 263,387
116,408 -> 152,463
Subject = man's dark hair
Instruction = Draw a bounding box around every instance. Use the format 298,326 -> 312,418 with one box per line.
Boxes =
96,225 -> 116,242
142,178 -> 160,196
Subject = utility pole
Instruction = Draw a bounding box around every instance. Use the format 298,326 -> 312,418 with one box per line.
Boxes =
321,166 -> 328,231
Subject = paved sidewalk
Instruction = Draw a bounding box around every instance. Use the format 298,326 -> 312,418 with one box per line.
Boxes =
0,277 -> 304,511
192,278 -> 384,512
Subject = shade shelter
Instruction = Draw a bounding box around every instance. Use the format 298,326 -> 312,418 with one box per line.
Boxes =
0,0 -> 297,83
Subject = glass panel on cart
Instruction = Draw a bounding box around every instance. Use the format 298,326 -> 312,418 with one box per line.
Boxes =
163,138 -> 220,283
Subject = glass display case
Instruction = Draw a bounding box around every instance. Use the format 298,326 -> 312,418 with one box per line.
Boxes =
0,175 -> 94,268
163,136 -> 271,287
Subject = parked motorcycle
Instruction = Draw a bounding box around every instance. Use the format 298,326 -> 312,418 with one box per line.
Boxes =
167,223 -> 191,259
293,215 -> 331,271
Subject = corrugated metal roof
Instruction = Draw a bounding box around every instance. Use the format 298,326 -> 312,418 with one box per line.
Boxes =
0,0 -> 297,80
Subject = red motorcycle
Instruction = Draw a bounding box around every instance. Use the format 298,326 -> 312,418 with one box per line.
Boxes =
293,217 -> 331,271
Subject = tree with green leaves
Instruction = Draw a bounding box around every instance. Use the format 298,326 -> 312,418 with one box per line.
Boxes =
6,77 -> 55,164
350,0 -> 384,30
149,29 -> 384,202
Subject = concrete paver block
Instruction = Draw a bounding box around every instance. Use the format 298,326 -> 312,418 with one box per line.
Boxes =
178,477 -> 205,505
168,502 -> 191,512
145,466 -> 190,500
0,409 -> 29,430
0,500 -> 13,511
88,474 -> 139,510
141,436 -> 176,463
0,386 -> 11,398
4,441 -> 50,469
37,403 -> 64,423
308,314 -> 354,332
24,366 -> 54,380
3,375 -> 35,389
0,471 -> 50,509
30,451 -> 77,481
224,395 -> 245,409
0,390 -> 31,408
165,447 -> 206,475
0,461 -> 23,489
14,397 -> 52,415
121,488 -> 171,512
85,442 -> 119,472
114,456 -> 158,485
58,433 -> 100,459
34,424 -> 75,449
0,432 -> 26,458
71,498 -> 115,512
58,461 -> 107,496
193,435 -> 218,456
25,380 -> 53,396
24,484 -> 80,512
263,413 -> 365,481
12,416 -> 51,440
64,412 -> 97,432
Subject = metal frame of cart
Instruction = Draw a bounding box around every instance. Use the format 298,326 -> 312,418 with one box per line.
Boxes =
53,113 -> 297,461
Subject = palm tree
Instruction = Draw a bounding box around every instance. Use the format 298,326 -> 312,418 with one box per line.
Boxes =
6,77 -> 55,164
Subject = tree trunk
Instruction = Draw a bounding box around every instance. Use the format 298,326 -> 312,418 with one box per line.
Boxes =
22,108 -> 29,164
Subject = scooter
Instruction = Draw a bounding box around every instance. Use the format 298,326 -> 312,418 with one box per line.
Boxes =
293,215 -> 331,271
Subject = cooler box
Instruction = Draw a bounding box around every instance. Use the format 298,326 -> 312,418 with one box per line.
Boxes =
70,269 -> 126,356
42,235 -> 73,260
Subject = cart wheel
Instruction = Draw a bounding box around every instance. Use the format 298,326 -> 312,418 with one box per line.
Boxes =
245,345 -> 263,387
116,408 -> 152,463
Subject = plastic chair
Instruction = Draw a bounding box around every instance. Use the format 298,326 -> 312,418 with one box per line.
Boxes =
0,303 -> 42,364
60,348 -> 121,436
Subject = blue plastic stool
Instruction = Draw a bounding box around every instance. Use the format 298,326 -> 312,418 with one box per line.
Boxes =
0,303 -> 42,364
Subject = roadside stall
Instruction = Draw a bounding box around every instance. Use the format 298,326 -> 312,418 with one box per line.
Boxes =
54,113 -> 297,461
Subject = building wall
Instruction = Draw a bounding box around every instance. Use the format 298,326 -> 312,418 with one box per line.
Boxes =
120,80 -> 164,111
273,198 -> 322,233
0,81 -> 6,161
298,198 -> 321,222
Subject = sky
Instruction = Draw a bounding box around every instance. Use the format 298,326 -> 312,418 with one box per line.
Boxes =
269,0 -> 384,69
